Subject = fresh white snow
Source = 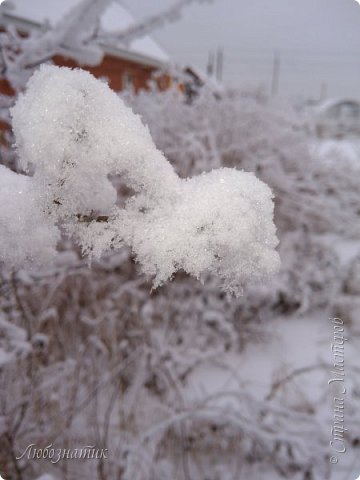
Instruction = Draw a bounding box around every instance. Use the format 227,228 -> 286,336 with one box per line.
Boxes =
6,65 -> 280,293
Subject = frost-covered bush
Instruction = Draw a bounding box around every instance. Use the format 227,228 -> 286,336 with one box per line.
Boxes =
4,65 -> 280,294
123,81 -> 360,319
1,64 -> 360,480
125,84 -> 360,238
0,253 -> 335,480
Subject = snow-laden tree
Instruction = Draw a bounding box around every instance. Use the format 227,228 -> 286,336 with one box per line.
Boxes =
0,0 -> 210,92
1,65 -> 280,294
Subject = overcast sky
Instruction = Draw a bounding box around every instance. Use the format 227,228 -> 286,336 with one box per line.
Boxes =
123,0 -> 360,100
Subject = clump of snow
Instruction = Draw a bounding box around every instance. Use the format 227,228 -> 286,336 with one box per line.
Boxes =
119,167 -> 280,292
0,165 -> 59,268
0,316 -> 31,363
36,475 -> 58,480
7,65 -> 280,293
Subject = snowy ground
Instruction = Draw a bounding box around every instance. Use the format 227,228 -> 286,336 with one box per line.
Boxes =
186,309 -> 360,480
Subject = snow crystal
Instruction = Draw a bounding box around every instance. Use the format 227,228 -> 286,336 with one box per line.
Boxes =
7,65 -> 280,293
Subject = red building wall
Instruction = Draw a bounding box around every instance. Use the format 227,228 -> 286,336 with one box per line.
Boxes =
53,53 -> 158,92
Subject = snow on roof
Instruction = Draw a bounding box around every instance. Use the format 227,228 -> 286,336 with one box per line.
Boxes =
1,0 -> 169,65
315,97 -> 360,115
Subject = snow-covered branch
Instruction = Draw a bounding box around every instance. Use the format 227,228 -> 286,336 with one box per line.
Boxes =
98,0 -> 212,46
3,65 -> 280,294
0,0 -> 211,92
0,0 -> 112,90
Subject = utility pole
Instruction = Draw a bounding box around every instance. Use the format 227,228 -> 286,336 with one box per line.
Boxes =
271,51 -> 280,96
216,47 -> 223,83
319,82 -> 327,102
207,51 -> 215,77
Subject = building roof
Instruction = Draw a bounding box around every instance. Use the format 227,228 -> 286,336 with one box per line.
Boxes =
0,0 -> 169,66
315,97 -> 360,115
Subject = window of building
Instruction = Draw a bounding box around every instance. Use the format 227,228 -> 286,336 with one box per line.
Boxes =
122,71 -> 133,90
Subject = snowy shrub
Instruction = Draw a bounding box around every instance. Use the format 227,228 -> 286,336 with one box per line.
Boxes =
0,255 -> 335,480
5,65 -> 280,293
125,84 -> 360,238
1,62 -> 359,480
